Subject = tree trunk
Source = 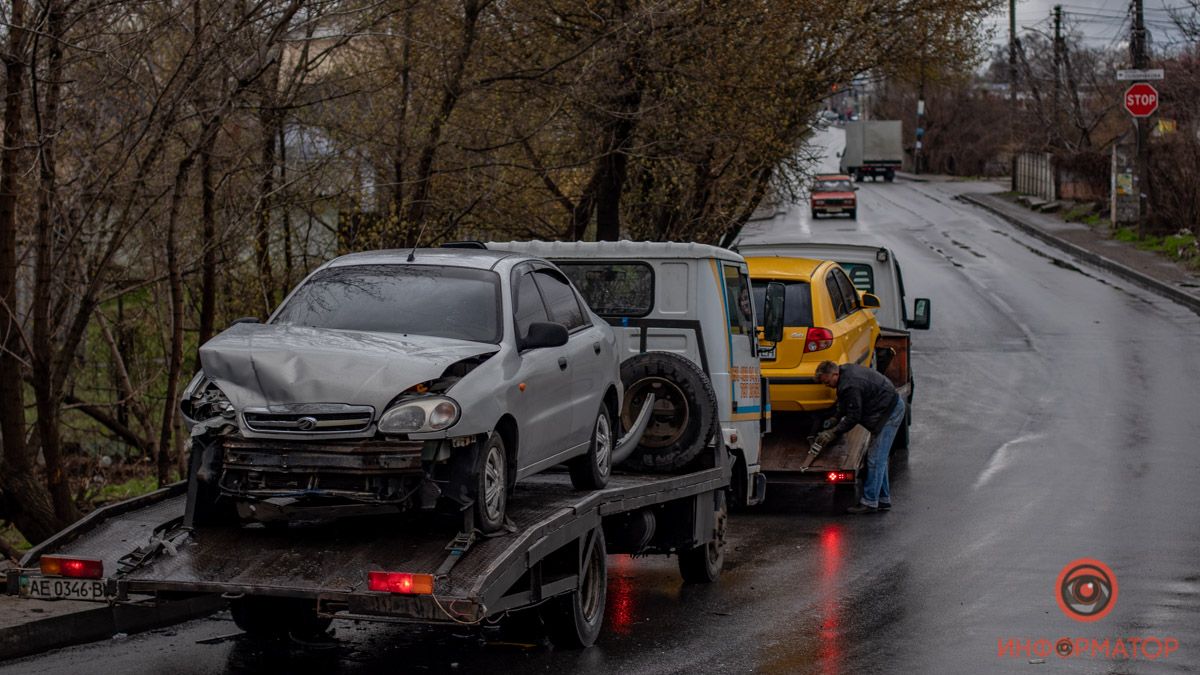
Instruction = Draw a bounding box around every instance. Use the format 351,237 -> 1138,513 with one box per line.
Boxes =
30,1 -> 79,525
592,32 -> 644,242
255,112 -> 277,314
391,3 -> 414,241
158,155 -> 195,486
403,0 -> 483,239
198,136 -> 216,348
280,125 -> 293,291
0,0 -> 34,526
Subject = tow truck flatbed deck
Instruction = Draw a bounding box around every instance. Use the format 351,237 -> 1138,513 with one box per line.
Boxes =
10,463 -> 728,625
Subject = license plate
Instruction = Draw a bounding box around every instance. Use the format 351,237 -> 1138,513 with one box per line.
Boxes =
758,346 -> 776,360
19,575 -> 107,601
824,207 -> 842,213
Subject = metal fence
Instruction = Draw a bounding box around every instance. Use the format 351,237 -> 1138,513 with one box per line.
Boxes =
1014,152 -> 1057,202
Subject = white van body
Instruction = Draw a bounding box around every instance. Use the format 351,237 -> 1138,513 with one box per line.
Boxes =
490,241 -> 768,506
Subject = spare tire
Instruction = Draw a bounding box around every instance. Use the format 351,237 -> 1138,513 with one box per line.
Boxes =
619,352 -> 719,472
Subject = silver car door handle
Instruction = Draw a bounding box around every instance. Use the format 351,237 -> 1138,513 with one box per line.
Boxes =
558,357 -> 568,370
593,342 -> 601,354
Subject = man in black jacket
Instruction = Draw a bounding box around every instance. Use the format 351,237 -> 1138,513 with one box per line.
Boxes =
814,360 -> 906,514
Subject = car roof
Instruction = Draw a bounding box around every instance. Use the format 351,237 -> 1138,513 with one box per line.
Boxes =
487,240 -> 746,263
813,174 -> 852,181
736,242 -> 890,263
744,256 -> 827,281
323,248 -> 520,270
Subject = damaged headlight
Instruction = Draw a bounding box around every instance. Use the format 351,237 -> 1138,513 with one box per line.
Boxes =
180,372 -> 236,427
378,397 -> 460,434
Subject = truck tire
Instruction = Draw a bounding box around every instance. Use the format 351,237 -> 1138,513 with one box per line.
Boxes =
568,403 -> 613,490
543,529 -> 607,648
230,597 -> 332,640
884,170 -> 895,182
678,491 -> 727,584
619,352 -> 719,473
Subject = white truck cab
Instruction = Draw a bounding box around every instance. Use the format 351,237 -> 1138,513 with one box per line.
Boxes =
489,241 -> 774,506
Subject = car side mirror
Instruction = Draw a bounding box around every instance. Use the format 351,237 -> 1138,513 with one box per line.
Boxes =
522,322 -> 569,350
762,282 -> 786,344
230,316 -> 260,327
861,292 -> 881,309
907,298 -> 931,330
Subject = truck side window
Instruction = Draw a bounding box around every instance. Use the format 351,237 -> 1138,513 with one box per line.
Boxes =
722,264 -> 754,336
826,274 -> 848,319
533,268 -> 588,332
514,267 -> 551,340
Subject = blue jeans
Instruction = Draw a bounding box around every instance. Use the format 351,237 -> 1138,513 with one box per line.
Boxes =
861,397 -> 906,508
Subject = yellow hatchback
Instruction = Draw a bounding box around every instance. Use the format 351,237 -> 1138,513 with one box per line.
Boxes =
747,257 -> 881,412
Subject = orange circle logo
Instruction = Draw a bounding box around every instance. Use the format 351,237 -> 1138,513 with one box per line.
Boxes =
1056,558 -> 1117,622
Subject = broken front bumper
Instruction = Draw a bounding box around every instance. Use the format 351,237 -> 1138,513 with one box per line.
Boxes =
218,437 -> 426,502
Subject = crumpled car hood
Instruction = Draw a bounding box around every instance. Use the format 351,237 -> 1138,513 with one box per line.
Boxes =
198,323 -> 499,413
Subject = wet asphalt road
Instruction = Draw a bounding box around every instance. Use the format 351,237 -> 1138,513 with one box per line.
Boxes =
5,129 -> 1200,674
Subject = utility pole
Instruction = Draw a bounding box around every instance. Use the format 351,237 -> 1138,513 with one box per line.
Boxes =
1053,5 -> 1063,144
915,33 -> 926,175
1009,0 -> 1018,189
1131,0 -> 1151,233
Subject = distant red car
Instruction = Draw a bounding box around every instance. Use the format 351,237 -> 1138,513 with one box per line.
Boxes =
810,174 -> 858,219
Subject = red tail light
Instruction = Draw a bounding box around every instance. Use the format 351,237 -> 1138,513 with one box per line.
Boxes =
368,571 -> 434,595
40,556 -> 104,579
805,328 -> 834,353
825,471 -> 854,483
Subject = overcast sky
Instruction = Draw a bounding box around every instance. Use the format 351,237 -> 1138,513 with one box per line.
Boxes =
983,0 -> 1190,51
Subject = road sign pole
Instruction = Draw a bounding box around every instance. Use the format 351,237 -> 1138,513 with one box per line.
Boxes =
1131,0 -> 1151,233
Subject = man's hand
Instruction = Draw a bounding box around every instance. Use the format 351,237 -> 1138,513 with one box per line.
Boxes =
814,429 -> 837,448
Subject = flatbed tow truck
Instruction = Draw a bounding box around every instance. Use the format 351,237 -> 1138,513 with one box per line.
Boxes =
758,326 -> 913,507
6,435 -> 730,648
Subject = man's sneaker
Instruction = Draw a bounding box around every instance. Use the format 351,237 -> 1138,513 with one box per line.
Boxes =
846,504 -> 878,515
877,502 -> 892,511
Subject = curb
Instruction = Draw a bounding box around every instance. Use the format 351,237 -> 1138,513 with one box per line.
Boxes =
957,193 -> 1200,316
0,595 -> 225,662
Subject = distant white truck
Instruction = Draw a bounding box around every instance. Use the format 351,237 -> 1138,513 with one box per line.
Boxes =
840,120 -> 903,182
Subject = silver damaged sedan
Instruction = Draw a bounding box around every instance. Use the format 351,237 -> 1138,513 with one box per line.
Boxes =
181,249 -> 628,532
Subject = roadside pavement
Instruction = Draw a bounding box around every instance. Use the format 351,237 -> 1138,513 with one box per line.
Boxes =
954,188 -> 1200,315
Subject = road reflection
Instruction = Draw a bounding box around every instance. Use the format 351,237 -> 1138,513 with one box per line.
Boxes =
607,554 -> 637,636
817,523 -> 844,675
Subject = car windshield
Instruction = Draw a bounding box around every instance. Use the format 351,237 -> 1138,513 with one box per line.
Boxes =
814,180 -> 852,192
751,280 -> 814,327
273,264 -> 502,343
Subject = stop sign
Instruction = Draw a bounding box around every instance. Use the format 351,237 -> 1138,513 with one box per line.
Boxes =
1124,83 -> 1159,117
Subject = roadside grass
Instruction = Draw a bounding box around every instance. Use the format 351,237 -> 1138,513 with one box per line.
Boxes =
1114,227 -> 1200,271
89,472 -> 163,504
2,523 -> 31,556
